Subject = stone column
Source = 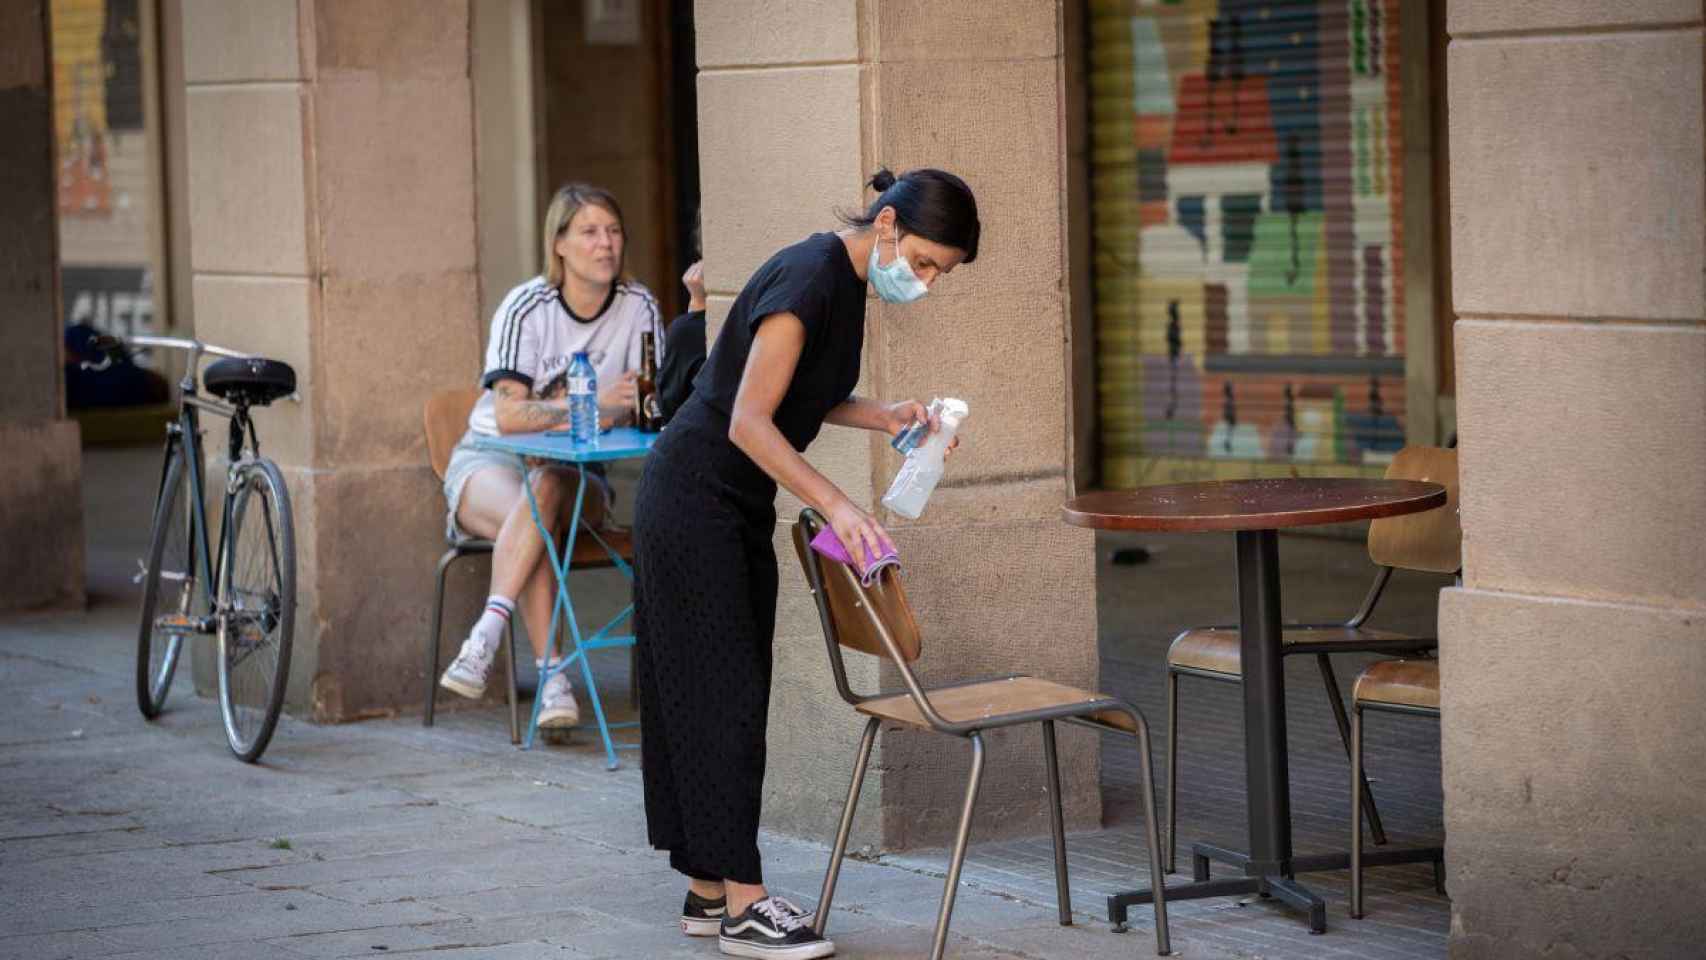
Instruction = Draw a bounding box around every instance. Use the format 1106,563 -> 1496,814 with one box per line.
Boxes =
1441,3 -> 1706,957
697,0 -> 1098,852
0,0 -> 85,614
181,0 -> 481,718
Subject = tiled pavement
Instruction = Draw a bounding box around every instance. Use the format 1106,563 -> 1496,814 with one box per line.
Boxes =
0,447 -> 1451,959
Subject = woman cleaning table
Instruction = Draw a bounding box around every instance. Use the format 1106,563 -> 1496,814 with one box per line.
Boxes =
633,167 -> 980,960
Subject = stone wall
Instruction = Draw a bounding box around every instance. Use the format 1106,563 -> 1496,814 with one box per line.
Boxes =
696,0 -> 1100,853
0,0 -> 84,614
1440,3 -> 1706,957
179,0 -> 482,718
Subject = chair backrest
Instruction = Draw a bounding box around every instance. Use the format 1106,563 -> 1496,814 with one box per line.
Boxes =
791,510 -> 922,664
1368,446 -> 1461,574
424,387 -> 481,481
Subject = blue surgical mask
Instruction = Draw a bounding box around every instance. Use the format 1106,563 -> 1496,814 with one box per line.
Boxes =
868,232 -> 929,304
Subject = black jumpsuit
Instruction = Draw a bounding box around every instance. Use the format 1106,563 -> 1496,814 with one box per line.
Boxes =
633,232 -> 866,884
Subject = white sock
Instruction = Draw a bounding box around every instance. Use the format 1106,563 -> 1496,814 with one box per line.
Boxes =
472,595 -> 514,650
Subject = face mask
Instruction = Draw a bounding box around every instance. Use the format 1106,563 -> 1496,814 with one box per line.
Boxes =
868,231 -> 929,304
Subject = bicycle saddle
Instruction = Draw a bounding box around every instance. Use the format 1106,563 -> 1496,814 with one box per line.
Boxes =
204,357 -> 297,406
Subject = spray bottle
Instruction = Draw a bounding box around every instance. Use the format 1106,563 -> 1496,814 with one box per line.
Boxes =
881,398 -> 969,520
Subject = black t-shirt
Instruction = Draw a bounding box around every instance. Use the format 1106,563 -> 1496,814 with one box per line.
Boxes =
691,232 -> 866,452
656,308 -> 705,421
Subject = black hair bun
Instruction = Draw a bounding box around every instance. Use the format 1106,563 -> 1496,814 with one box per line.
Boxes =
868,167 -> 898,193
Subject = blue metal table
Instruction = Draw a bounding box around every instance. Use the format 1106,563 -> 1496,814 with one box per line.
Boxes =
469,427 -> 657,768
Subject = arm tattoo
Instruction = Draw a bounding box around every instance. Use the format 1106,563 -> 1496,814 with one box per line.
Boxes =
494,380 -> 569,431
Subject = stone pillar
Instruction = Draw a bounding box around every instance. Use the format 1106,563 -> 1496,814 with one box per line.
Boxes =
1441,3 -> 1706,958
0,0 -> 85,614
181,0 -> 481,718
697,0 -> 1098,852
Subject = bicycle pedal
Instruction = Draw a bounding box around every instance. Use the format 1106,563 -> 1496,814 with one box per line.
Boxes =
154,613 -> 215,634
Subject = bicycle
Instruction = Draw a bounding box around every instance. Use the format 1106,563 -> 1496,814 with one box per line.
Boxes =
88,334 -> 299,762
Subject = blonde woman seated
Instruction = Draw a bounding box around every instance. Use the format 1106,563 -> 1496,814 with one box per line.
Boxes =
439,183 -> 662,728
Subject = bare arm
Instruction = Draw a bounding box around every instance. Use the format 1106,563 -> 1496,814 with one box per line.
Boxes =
491,378 -> 569,433
495,373 -> 640,433
822,395 -> 894,433
824,394 -> 960,455
729,314 -> 892,569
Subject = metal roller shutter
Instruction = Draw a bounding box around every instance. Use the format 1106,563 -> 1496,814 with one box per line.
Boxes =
1089,0 -> 1408,488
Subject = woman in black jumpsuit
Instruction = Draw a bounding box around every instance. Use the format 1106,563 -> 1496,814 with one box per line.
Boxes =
633,168 -> 980,960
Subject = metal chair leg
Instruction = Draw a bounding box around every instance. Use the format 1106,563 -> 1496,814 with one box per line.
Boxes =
1128,709 -> 1173,956
1041,721 -> 1072,925
1350,703 -> 1365,919
1165,669 -> 1180,875
929,733 -> 986,960
424,546 -> 460,727
504,620 -> 520,745
815,717 -> 879,937
1318,654 -> 1388,845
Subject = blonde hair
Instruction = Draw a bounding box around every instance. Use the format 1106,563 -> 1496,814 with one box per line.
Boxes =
541,183 -> 626,288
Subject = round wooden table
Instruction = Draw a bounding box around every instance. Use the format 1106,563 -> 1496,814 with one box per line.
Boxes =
1063,478 -> 1447,934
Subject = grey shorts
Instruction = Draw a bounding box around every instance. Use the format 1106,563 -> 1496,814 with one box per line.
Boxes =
442,430 -> 612,541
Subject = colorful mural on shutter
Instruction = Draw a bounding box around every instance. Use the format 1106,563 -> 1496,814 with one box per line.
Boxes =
1090,0 -> 1406,488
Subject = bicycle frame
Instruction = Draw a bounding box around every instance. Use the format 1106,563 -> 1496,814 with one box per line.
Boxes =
140,336 -> 263,635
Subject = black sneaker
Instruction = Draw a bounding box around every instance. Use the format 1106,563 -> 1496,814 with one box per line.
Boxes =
719,896 -> 834,959
681,889 -> 727,937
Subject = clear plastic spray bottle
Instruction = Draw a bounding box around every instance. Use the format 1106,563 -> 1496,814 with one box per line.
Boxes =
881,398 -> 969,519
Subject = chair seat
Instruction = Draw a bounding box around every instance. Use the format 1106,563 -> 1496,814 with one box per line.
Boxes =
856,676 -> 1137,733
1353,659 -> 1439,710
1167,624 -> 1423,676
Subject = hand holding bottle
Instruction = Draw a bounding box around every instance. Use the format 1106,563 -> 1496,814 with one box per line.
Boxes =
882,398 -> 968,520
600,371 -> 638,412
884,399 -> 960,458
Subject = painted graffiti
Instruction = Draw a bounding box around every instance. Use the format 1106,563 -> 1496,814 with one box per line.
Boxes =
1096,1 -> 1407,485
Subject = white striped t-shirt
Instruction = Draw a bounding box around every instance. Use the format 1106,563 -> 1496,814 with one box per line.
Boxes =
467,277 -> 664,436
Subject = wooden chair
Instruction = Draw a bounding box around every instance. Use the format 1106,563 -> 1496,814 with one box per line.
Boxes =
1350,658 -> 1442,918
422,387 -> 522,742
791,508 -> 1173,959
420,388 -> 640,742
1163,446 -> 1460,873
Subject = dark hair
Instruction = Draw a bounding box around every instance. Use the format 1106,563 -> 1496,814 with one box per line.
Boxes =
841,167 -> 980,263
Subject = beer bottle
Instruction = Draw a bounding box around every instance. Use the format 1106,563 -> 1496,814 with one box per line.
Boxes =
635,332 -> 660,432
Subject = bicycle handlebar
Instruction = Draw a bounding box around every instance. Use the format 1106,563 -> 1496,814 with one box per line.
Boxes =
82,333 -> 251,372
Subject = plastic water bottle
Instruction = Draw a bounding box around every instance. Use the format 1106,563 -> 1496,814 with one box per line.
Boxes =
881,398 -> 969,519
567,351 -> 598,443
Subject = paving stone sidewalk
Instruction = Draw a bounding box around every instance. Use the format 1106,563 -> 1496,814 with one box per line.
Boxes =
0,597 -> 1143,960
2,594 -> 1446,960
0,447 -> 1449,959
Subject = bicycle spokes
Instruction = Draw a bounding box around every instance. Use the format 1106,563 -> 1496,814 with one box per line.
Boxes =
220,468 -> 290,755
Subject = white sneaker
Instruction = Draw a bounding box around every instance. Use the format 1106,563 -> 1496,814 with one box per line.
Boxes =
537,670 -> 580,729
439,633 -> 496,699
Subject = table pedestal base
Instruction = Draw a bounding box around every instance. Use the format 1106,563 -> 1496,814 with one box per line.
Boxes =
1106,841 -> 1445,935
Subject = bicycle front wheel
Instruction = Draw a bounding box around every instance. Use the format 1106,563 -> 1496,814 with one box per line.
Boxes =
216,457 -> 296,762
137,447 -> 201,718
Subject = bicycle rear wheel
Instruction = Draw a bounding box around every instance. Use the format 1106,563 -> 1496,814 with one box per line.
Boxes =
216,457 -> 296,762
136,447 -> 201,718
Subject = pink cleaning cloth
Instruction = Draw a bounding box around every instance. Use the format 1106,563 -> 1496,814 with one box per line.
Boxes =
809,526 -> 900,588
